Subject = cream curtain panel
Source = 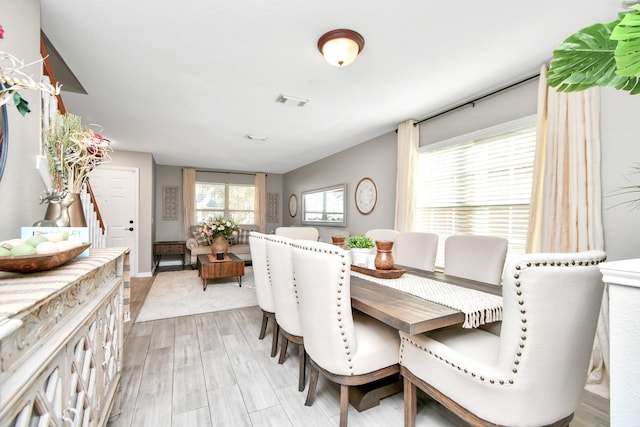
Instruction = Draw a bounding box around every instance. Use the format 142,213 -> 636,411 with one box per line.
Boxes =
254,173 -> 266,232
394,119 -> 419,232
182,167 -> 196,240
527,64 -> 607,395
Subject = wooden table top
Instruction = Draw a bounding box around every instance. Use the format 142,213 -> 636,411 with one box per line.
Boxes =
197,252 -> 242,265
350,267 -> 501,335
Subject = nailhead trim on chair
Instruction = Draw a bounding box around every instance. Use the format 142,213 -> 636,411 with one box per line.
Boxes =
267,235 -> 299,302
400,253 -> 606,387
293,242 -> 355,374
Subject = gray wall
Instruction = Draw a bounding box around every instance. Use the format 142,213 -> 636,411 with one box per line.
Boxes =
153,166 -> 284,238
600,88 -> 640,261
155,165 -> 183,241
419,78 -> 539,146
283,132 -> 397,236
0,0 -> 46,241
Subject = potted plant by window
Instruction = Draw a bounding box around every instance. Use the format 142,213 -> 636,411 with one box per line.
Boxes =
346,234 -> 375,267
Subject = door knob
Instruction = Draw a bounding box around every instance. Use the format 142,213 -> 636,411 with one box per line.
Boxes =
128,227 -> 134,231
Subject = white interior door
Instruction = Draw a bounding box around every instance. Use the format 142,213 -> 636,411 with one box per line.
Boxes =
89,166 -> 139,275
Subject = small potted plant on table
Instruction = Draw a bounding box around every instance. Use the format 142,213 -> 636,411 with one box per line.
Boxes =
346,234 -> 375,268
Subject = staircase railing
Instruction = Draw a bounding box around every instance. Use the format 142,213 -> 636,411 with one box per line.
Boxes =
40,37 -> 66,114
85,180 -> 105,233
83,180 -> 107,248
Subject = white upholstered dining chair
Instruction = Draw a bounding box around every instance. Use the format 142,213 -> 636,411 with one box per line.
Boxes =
248,231 -> 278,357
394,232 -> 439,271
444,235 -> 508,285
400,250 -> 607,427
291,240 -> 401,427
275,226 -> 319,241
365,228 -> 399,244
265,234 -> 306,392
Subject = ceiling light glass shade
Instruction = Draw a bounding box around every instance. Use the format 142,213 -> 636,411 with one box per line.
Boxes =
318,29 -> 365,67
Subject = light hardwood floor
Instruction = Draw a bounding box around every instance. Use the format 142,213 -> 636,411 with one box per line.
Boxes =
108,276 -> 610,427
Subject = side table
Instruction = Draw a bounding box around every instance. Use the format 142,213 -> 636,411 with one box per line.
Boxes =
153,241 -> 187,271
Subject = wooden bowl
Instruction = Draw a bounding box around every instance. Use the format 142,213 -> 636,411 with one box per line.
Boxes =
0,243 -> 91,273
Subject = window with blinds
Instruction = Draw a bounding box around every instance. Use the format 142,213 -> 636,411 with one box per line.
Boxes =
416,118 -> 536,268
195,182 -> 255,224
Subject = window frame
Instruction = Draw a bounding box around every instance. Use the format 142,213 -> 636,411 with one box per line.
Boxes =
195,181 -> 256,224
416,115 -> 537,268
301,183 -> 347,227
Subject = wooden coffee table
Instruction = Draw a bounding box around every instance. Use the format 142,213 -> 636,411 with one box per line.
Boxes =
197,253 -> 245,291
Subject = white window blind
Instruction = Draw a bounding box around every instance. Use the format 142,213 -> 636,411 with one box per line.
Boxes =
416,121 -> 536,268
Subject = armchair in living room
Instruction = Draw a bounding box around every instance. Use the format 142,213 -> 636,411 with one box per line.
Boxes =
185,224 -> 259,267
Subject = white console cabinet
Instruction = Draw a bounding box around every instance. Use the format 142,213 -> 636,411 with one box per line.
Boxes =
599,258 -> 640,426
0,248 -> 129,427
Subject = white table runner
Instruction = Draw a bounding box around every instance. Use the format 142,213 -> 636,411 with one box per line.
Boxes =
351,271 -> 502,328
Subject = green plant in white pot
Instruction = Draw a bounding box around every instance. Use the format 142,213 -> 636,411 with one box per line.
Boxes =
347,235 -> 375,267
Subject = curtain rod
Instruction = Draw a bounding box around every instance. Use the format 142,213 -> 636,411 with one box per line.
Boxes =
413,72 -> 541,126
186,168 -> 265,177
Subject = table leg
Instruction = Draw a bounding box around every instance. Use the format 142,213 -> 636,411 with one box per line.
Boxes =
349,375 -> 403,412
203,278 -> 207,291
238,276 -> 242,287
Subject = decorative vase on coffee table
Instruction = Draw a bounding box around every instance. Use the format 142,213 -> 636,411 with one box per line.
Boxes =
211,235 -> 229,260
374,240 -> 394,270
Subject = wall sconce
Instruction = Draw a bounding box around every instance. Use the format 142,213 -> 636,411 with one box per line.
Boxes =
317,29 -> 365,67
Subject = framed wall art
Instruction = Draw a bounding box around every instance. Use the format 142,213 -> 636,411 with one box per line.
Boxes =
267,192 -> 279,222
355,177 -> 377,215
162,185 -> 179,221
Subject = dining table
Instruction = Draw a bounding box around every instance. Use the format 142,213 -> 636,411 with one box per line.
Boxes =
347,264 -> 503,411
350,265 -> 502,335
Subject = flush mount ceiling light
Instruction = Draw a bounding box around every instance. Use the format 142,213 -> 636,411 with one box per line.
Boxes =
317,29 -> 365,67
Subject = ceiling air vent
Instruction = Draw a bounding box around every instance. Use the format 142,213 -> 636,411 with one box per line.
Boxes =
276,94 -> 309,107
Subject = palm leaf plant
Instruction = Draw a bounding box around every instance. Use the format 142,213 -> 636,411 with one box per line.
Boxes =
609,163 -> 640,210
547,5 -> 640,94
547,5 -> 640,211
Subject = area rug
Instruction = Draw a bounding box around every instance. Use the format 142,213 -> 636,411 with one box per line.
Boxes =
136,267 -> 257,322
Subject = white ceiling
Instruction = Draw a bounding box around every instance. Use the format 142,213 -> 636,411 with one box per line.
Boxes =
40,0 -> 622,174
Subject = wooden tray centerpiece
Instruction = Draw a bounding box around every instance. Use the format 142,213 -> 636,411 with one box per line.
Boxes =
350,264 -> 406,279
